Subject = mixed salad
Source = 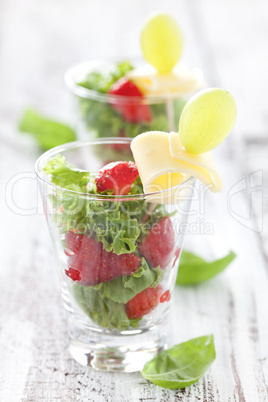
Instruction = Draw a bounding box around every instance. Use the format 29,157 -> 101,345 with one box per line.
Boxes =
43,85 -> 237,334
76,60 -> 187,145
68,14 -> 204,143
44,156 -> 178,331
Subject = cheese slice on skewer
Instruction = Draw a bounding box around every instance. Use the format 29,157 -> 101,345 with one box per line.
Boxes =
131,131 -> 222,204
127,63 -> 205,97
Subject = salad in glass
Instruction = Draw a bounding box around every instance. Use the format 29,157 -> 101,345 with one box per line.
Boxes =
36,88 -> 236,371
65,13 -> 205,151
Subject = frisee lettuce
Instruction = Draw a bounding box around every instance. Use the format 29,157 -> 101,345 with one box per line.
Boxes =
78,95 -> 170,140
77,61 -> 184,140
72,259 -> 163,330
44,155 -> 92,193
72,283 -> 140,331
44,156 -> 173,331
91,258 -> 163,304
44,156 -> 170,255
19,63 -> 187,152
79,60 -> 134,93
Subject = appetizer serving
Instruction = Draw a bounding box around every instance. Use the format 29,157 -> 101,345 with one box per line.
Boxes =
35,87 -> 236,371
65,13 -> 205,150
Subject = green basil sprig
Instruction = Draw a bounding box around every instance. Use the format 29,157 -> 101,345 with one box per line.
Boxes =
177,250 -> 236,285
141,335 -> 216,389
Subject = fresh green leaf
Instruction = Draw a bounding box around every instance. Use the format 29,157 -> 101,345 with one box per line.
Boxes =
78,95 -> 170,142
19,109 -> 76,150
176,250 -> 236,285
93,259 -> 163,303
94,213 -> 141,254
72,283 -> 139,331
44,156 -> 170,255
43,156 -> 144,254
141,335 -> 216,389
44,156 -> 172,261
79,60 -> 134,93
44,155 -> 91,193
76,60 -> 182,143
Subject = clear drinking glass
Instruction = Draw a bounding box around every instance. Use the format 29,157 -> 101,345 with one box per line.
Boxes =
65,59 -> 204,143
35,138 -> 194,372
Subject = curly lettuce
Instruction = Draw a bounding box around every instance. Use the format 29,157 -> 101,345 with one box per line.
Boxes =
44,156 -> 172,331
72,258 -> 163,331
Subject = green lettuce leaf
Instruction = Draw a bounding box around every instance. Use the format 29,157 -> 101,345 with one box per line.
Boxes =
78,96 -> 170,141
44,156 -> 172,257
92,212 -> 140,254
72,258 -> 163,330
44,155 -> 92,193
93,258 -> 163,304
176,250 -> 236,285
79,60 -> 134,93
141,335 -> 216,389
19,109 -> 76,150
44,156 -> 142,254
72,283 -> 140,331
76,61 -> 173,140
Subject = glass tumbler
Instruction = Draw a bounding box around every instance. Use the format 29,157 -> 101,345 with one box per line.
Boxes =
65,59 -> 204,147
35,138 -> 195,372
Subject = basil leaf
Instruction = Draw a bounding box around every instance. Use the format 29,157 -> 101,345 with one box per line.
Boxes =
72,283 -> 139,331
176,250 -> 236,285
141,335 -> 216,389
19,109 -> 76,150
94,259 -> 163,303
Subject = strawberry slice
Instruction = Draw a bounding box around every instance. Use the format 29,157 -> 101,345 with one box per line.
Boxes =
109,78 -> 152,123
65,232 -> 141,286
95,161 -> 139,195
126,285 -> 163,319
139,217 -> 175,269
172,248 -> 181,268
160,290 -> 171,303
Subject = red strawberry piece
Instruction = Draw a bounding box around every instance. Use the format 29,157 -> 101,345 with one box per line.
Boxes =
66,231 -> 83,253
126,284 -> 163,319
160,290 -> 171,303
172,248 -> 181,268
65,232 -> 141,286
109,78 -> 152,123
65,267 -> 81,282
95,161 -> 139,195
139,217 -> 175,269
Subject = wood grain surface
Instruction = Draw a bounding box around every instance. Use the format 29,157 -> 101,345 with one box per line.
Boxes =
0,0 -> 267,401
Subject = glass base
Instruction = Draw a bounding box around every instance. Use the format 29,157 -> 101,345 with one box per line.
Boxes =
68,322 -> 166,372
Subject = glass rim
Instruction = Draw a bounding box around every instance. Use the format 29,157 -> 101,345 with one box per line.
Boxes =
35,138 -> 195,200
64,58 -> 205,103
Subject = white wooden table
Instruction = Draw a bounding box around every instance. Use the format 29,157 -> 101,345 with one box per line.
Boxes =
1,0 -> 268,400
